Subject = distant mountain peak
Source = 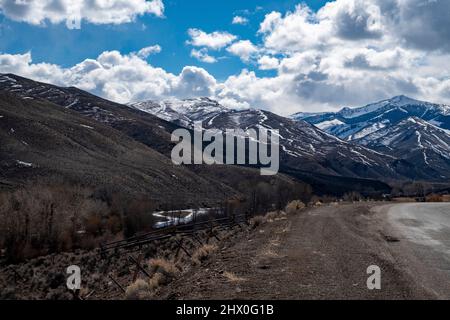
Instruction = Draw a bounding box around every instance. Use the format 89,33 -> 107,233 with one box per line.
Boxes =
389,94 -> 419,104
130,97 -> 230,128
386,95 -> 443,109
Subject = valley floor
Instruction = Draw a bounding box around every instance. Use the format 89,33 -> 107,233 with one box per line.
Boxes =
159,202 -> 450,300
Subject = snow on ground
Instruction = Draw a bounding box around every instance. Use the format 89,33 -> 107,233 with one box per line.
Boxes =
429,119 -> 443,127
153,208 -> 217,228
315,119 -> 345,130
415,131 -> 429,165
16,160 -> 33,167
80,124 -> 94,130
352,122 -> 387,140
379,132 -> 402,146
339,101 -> 388,119
0,75 -> 17,83
65,98 -> 79,108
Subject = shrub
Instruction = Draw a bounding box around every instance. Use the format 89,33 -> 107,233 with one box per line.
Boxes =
148,273 -> 165,291
84,214 -> 103,236
426,194 -> 443,202
106,215 -> 122,235
146,258 -> 179,291
148,258 -> 178,284
125,279 -> 151,300
0,183 -> 120,262
314,201 -> 323,207
192,244 -> 218,265
264,211 -> 287,222
264,211 -> 279,222
123,198 -> 156,238
285,200 -> 305,215
343,192 -> 362,202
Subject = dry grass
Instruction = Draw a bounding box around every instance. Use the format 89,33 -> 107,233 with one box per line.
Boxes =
223,271 -> 246,283
313,201 -> 323,207
145,258 -> 180,292
148,273 -> 165,291
265,211 -> 287,222
192,244 -> 218,265
426,194 -> 444,202
285,200 -> 306,215
264,211 -> 280,222
250,210 -> 290,230
125,279 -> 151,300
148,258 -> 178,280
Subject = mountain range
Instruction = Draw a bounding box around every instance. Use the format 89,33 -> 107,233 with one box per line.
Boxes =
131,97 -> 447,182
2,73 -> 450,200
0,73 -> 307,207
292,95 -> 450,180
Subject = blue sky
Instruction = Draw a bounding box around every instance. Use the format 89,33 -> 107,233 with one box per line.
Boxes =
0,0 -> 449,115
0,0 -> 328,80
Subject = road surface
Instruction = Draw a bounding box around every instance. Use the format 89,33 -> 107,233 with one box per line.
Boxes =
386,202 -> 450,298
162,202 -> 450,300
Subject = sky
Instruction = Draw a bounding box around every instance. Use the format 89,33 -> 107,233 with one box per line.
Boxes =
1,0 -> 450,115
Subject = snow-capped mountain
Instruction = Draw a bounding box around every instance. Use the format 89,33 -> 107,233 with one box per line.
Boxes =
3,72 -> 448,190
356,117 -> 450,178
201,108 -> 435,180
130,97 -> 229,128
292,96 -> 450,179
142,99 -> 441,183
292,95 -> 450,141
130,96 -> 445,182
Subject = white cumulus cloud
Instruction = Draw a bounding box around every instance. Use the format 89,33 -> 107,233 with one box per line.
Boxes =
0,0 -> 165,25
232,16 -> 249,25
226,40 -> 258,62
258,56 -> 279,70
187,28 -> 237,50
135,45 -> 162,59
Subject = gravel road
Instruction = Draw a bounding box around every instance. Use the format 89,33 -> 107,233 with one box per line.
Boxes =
162,202 -> 450,300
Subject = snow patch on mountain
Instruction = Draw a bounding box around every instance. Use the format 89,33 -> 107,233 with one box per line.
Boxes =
316,119 -> 345,130
130,97 -> 230,128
